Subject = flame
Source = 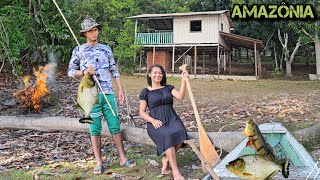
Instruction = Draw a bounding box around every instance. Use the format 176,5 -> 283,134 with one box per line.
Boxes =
14,64 -> 51,111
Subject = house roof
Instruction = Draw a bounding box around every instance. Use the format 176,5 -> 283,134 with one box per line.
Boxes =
219,31 -> 264,50
128,10 -> 234,31
128,10 -> 229,19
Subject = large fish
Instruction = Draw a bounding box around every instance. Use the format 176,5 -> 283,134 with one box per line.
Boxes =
226,154 -> 289,180
243,119 -> 289,177
76,72 -> 98,124
244,119 -> 278,162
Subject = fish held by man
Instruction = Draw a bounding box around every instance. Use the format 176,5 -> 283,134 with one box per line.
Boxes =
76,72 -> 98,124
243,119 -> 290,178
226,154 -> 289,180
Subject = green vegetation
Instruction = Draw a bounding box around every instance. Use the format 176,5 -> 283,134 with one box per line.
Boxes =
0,145 -> 203,180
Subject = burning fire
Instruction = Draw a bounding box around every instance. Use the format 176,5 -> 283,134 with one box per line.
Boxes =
14,64 -> 51,111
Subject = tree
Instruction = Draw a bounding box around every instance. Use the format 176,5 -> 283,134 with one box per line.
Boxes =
289,1 -> 320,79
188,0 -> 231,12
278,29 -> 301,77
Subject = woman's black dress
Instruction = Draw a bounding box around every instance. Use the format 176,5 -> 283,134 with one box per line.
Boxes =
139,85 -> 188,155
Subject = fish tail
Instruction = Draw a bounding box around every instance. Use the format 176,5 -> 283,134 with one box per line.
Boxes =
79,117 -> 94,124
281,159 -> 290,178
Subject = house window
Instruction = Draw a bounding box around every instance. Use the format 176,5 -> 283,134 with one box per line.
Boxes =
190,20 -> 202,32
221,23 -> 224,32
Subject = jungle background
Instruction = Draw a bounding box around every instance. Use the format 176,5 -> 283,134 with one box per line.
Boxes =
1,0 -> 320,179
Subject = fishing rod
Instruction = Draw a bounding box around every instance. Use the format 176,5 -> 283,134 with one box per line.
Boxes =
52,0 -> 116,116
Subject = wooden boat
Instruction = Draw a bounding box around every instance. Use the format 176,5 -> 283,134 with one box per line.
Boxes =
201,123 -> 319,180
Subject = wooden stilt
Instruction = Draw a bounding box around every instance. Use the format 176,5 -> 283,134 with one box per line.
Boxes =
217,45 -> 220,77
172,45 -> 175,75
153,46 -> 155,65
229,52 -> 231,75
194,46 -> 197,76
254,43 -> 257,78
139,51 -> 142,73
202,51 -> 205,74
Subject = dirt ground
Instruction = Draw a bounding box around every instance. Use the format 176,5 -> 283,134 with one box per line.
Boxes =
1,63 -> 320,179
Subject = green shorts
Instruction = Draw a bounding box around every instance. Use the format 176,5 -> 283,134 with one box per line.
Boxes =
90,94 -> 120,136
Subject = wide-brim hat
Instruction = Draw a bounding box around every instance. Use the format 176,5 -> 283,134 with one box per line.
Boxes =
79,17 -> 101,37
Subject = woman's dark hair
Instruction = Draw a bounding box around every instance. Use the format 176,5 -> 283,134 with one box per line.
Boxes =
147,64 -> 167,86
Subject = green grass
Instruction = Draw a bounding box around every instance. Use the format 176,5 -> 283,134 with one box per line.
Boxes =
0,146 -> 204,179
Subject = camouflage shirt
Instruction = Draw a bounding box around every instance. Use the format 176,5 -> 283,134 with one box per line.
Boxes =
68,43 -> 120,94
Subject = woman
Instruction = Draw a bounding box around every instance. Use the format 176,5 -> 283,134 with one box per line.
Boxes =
139,64 -> 188,180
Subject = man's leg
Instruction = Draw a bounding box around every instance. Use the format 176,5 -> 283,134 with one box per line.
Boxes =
111,133 -> 134,166
90,99 -> 103,174
91,135 -> 103,174
103,94 -> 136,167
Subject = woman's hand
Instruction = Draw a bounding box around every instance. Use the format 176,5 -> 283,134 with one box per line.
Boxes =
151,119 -> 163,129
181,71 -> 189,81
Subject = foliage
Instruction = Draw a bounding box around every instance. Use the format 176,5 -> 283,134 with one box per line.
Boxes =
0,0 -> 319,76
188,0 -> 231,12
0,2 -> 31,75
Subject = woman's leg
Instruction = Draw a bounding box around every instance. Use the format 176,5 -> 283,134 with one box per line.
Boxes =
161,155 -> 170,174
161,143 -> 183,174
165,147 -> 185,180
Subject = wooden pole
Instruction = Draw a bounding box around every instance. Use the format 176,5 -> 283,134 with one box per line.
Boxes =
217,45 -> 220,77
153,46 -> 155,65
134,20 -> 137,44
184,139 -> 220,180
254,42 -> 257,78
229,52 -> 231,75
194,46 -> 197,76
172,45 -> 175,75
258,50 -> 262,78
202,51 -> 205,74
223,51 -> 226,72
139,51 -> 142,73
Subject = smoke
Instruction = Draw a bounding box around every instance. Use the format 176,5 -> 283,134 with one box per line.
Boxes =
47,50 -> 58,88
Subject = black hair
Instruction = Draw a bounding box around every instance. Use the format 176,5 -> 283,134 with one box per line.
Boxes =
147,64 -> 167,87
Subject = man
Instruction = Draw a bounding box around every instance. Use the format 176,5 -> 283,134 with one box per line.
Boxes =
68,17 -> 136,175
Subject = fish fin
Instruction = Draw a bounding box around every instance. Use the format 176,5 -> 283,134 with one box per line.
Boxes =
75,104 -> 86,115
246,140 -> 252,146
281,159 -> 290,178
80,85 -> 84,94
242,172 -> 253,177
264,170 -> 280,180
79,118 -> 94,124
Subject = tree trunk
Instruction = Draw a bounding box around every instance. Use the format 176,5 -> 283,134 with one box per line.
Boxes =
0,116 -> 243,153
274,46 -> 278,69
285,60 -> 292,77
285,39 -> 301,77
315,34 -> 320,79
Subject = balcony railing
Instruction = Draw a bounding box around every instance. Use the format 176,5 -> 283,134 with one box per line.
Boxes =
136,32 -> 173,45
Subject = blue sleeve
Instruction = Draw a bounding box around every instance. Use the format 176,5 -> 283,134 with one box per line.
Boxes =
68,46 -> 80,78
108,47 -> 120,78
166,85 -> 174,92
